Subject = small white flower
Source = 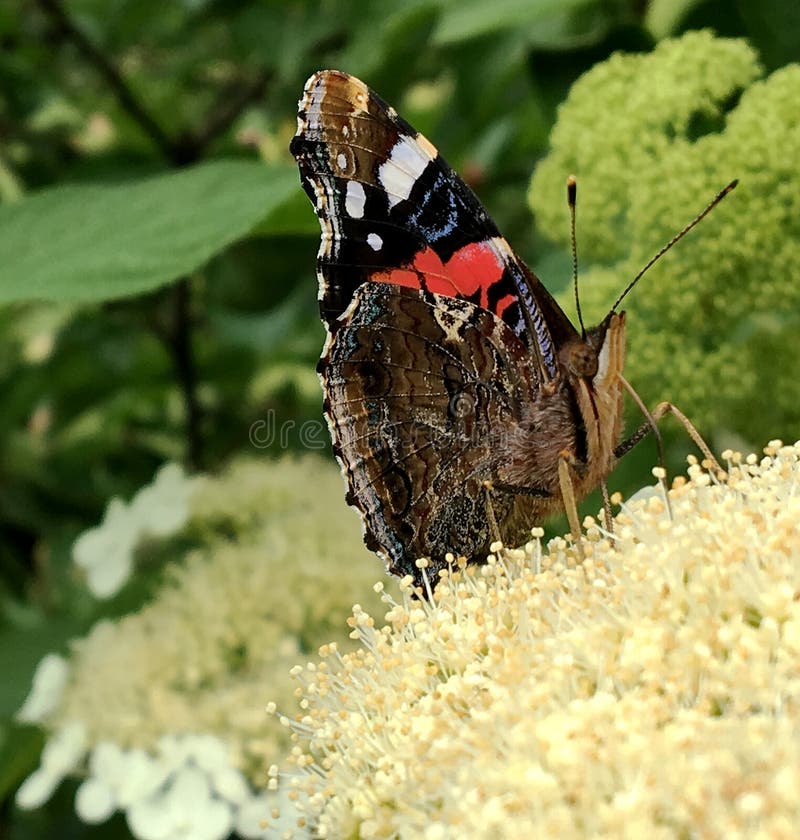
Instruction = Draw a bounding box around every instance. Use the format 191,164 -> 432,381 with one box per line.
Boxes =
75,777 -> 116,824
130,463 -> 193,538
120,749 -> 171,807
127,766 -> 233,840
73,498 -> 138,597
88,741 -> 126,781
126,792 -> 172,840
16,653 -> 69,723
16,722 -> 87,810
15,767 -> 63,810
40,721 -> 87,775
156,733 -> 191,771
87,743 -> 171,810
210,765 -> 250,806
184,734 -> 230,773
72,463 -> 195,599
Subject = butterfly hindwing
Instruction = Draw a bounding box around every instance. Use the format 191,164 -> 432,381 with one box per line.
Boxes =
321,282 -> 544,580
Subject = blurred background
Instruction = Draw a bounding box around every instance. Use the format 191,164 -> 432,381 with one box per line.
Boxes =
1,0 -> 799,837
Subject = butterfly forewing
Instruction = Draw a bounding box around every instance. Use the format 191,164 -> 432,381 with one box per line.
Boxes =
291,70 -> 577,374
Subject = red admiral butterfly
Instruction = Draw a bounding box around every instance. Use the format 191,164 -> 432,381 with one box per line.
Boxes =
291,70 -> 733,589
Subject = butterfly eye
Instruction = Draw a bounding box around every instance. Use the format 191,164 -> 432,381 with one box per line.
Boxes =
561,342 -> 598,379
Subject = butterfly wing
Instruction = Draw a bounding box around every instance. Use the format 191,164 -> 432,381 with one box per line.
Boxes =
290,70 -> 581,581
321,282 -> 543,583
290,69 -> 578,382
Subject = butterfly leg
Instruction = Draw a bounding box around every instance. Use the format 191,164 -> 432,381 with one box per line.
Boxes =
615,374 -> 667,471
557,452 -> 585,560
490,482 -> 551,498
614,379 -> 725,524
493,458 -> 585,558
482,480 -> 504,547
599,479 -> 614,536
615,387 -> 723,476
483,480 -> 553,560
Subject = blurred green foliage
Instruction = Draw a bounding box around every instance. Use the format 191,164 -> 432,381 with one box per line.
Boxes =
1,0 -> 798,836
530,31 -> 800,446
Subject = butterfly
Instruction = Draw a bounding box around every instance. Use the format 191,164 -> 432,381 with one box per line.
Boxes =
290,69 -> 732,590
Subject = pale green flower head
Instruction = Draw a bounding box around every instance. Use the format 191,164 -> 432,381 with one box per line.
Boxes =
529,31 -> 800,442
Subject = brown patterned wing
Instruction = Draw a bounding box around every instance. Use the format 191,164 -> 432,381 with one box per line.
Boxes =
320,282 -> 541,585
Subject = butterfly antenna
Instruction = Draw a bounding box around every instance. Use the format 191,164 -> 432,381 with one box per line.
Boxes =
609,179 -> 738,314
567,175 -> 586,337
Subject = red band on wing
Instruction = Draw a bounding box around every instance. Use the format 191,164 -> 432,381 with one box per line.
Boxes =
371,248 -> 453,295
370,240 -> 508,315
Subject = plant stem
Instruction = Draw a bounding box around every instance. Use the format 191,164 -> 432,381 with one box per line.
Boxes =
172,278 -> 203,469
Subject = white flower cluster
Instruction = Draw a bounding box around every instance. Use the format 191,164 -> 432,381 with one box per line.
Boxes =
17,725 -> 299,839
72,462 -> 195,597
283,441 -> 800,839
15,455 -> 382,839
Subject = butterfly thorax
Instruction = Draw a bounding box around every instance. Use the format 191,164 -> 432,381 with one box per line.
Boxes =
496,311 -> 627,524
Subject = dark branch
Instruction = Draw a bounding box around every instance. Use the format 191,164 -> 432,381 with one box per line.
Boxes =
176,71 -> 271,163
35,0 -> 270,166
35,0 -> 177,163
171,278 -> 203,469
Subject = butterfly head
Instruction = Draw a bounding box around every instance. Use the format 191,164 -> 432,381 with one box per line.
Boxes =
561,312 -> 627,481
558,311 -> 626,388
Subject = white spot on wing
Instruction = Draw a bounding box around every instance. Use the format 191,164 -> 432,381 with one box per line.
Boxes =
367,233 -> 383,251
345,181 -> 366,218
337,153 -> 347,169
378,135 -> 436,208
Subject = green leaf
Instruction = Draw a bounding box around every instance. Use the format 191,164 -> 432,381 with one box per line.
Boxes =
433,0 -> 613,46
0,161 -> 297,304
